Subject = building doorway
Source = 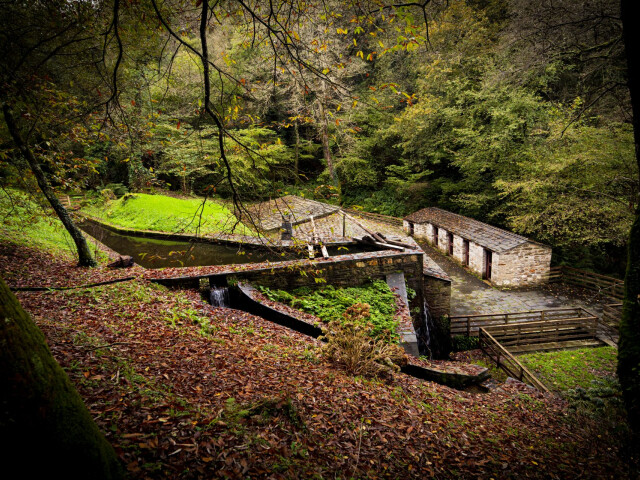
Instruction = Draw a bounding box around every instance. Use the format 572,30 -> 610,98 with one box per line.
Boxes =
407,222 -> 414,235
447,232 -> 454,256
483,249 -> 492,280
433,227 -> 439,247
463,239 -> 469,266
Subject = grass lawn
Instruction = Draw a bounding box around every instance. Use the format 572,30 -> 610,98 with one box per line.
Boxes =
83,193 -> 253,236
0,189 -> 86,260
518,346 -> 617,392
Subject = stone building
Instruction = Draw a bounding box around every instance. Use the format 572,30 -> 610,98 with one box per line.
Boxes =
404,207 -> 551,287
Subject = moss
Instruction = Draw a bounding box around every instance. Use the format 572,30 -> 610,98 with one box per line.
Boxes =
0,278 -> 124,479
617,207 -> 640,431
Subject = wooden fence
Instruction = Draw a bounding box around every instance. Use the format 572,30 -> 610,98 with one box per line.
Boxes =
450,307 -> 595,337
547,266 -> 623,300
478,328 -> 549,392
481,316 -> 601,354
602,303 -> 623,331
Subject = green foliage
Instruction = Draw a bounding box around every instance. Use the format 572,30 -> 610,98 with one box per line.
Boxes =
451,335 -> 479,352
103,183 -> 128,197
497,121 -> 636,248
83,193 -> 252,235
0,189 -> 89,259
258,280 -> 399,340
148,122 -> 295,198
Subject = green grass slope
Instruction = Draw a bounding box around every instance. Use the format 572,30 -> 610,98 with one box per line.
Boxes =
0,189 -> 80,259
83,193 -> 252,236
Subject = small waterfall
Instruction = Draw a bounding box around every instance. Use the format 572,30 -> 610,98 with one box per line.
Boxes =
422,299 -> 434,359
210,286 -> 230,307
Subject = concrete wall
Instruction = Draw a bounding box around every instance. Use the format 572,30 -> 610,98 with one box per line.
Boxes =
491,243 -> 552,286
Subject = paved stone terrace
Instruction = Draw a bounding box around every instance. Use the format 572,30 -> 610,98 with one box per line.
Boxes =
417,242 -> 607,318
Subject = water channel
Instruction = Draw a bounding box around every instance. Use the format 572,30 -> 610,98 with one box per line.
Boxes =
80,220 -> 380,269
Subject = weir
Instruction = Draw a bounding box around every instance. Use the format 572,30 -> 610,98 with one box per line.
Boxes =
210,286 -> 230,307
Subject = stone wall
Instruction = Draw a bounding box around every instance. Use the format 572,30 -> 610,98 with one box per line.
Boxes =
468,242 -> 485,276
491,243 -> 552,286
452,235 -> 464,263
233,250 -> 424,293
406,220 -> 552,287
404,220 -> 430,240
437,228 -> 448,252
232,250 -> 427,347
423,275 -> 451,319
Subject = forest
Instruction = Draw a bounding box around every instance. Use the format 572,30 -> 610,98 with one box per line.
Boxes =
1,0 -> 636,273
1,0 -> 640,478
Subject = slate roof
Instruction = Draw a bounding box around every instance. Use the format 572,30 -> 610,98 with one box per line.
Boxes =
404,207 -> 546,253
246,195 -> 340,232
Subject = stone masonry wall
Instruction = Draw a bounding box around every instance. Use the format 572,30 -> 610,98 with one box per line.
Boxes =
437,228 -> 448,252
234,251 -> 423,292
452,235 -> 464,263
423,275 -> 451,319
404,220 -> 431,240
468,242 -> 485,277
491,243 -> 552,286
233,250 -> 434,353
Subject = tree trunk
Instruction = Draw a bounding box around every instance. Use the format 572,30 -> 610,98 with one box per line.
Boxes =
0,277 -> 123,479
320,117 -> 336,182
294,120 -> 301,182
2,103 -> 97,267
617,0 -> 640,433
319,80 -> 336,184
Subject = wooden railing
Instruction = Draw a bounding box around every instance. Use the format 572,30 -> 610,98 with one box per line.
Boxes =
478,328 -> 549,392
482,316 -> 599,351
450,307 -> 595,337
602,303 -> 623,331
547,266 -> 623,300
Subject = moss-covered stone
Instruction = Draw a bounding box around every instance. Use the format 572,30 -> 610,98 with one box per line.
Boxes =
0,278 -> 124,479
617,207 -> 640,432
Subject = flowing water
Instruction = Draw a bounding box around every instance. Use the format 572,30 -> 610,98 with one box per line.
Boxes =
210,286 -> 230,307
422,299 -> 434,359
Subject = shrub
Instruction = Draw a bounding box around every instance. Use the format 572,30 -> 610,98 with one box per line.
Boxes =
104,183 -> 128,197
99,188 -> 116,201
451,334 -> 479,352
320,319 -> 407,379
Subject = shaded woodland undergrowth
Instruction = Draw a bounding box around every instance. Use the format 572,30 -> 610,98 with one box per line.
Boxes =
1,240 -> 638,479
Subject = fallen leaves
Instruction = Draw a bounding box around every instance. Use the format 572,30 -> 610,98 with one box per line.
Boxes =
2,240 -> 634,479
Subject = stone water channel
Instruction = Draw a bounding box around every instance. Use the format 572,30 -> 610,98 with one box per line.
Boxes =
79,217 -> 489,389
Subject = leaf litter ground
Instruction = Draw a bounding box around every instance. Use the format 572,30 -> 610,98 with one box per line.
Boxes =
2,241 -> 638,479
